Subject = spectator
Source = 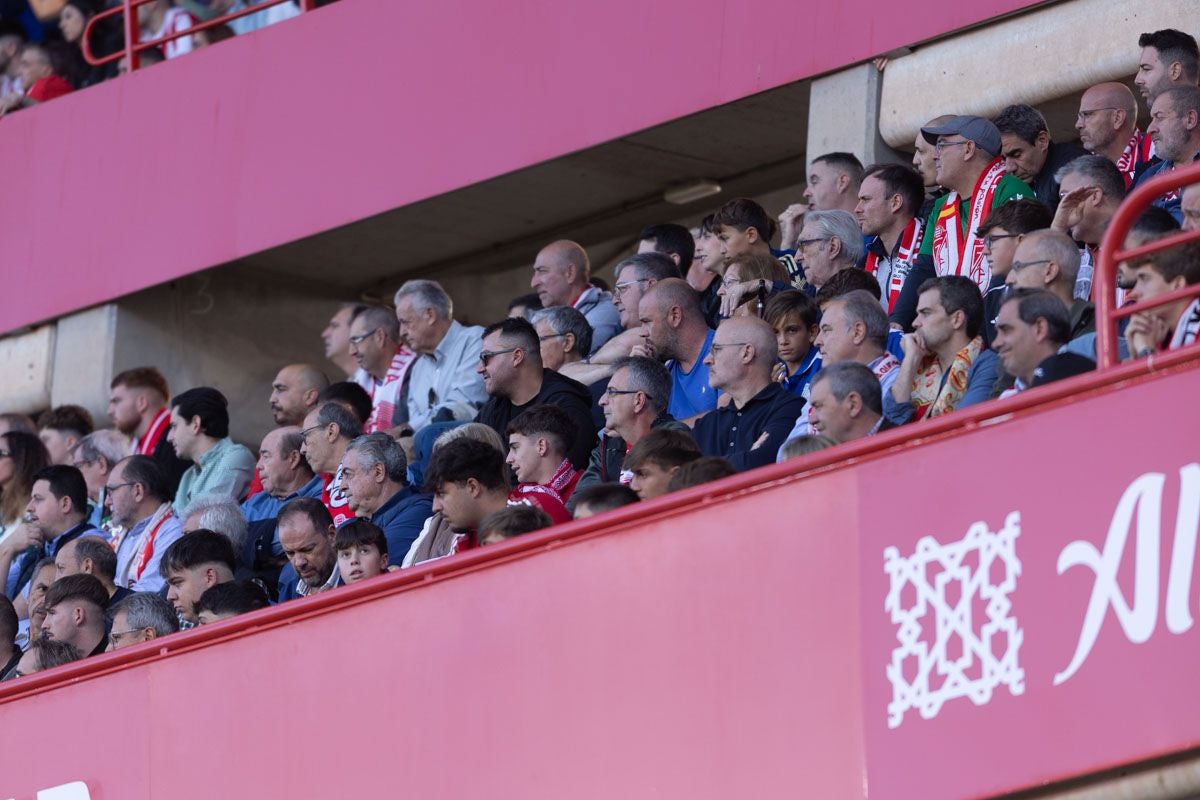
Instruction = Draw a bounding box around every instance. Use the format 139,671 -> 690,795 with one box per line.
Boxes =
765,291 -> 822,399
138,0 -> 194,60
577,356 -> 684,494
108,455 -> 183,593
394,279 -> 488,431
1052,154 -> 1127,259
58,0 -> 116,89
531,306 -> 592,373
181,496 -> 250,565
530,240 -> 620,352
505,405 -> 578,520
1007,230 -> 1094,340
191,22 -> 235,48
570,483 -> 639,519
693,214 -> 730,327
322,304 -> 366,378
1076,82 -> 1151,188
478,505 -> 553,546
778,434 -> 837,461
711,198 -> 786,278
718,252 -> 789,318
242,426 -> 322,524
794,210 -> 864,293
857,163 -> 927,313
1184,183 -> 1200,232
0,432 -> 50,549
160,529 -> 236,626
994,103 -> 1088,211
36,405 -> 93,466
2,465 -> 96,599
300,401 -> 361,527
507,293 -> 543,321
106,592 -> 178,651
0,594 -> 17,676
666,456 -> 736,492
10,638 -> 83,678
40,573 -> 109,655
1125,240 -> 1200,355
993,289 -> 1077,397
334,519 -> 390,585
339,433 -> 432,566
423,438 -> 513,550
892,116 -> 1034,328
348,305 -> 415,435
806,152 -> 865,213
978,199 -> 1055,344
277,497 -> 340,600
169,387 -> 255,514
317,381 -> 373,429
0,42 -> 72,115
194,580 -> 270,624
623,428 -> 701,501
693,316 -> 807,471
807,362 -> 886,443
885,275 -> 999,424
474,317 -> 596,469
636,279 -> 719,421
1135,29 -> 1200,105
561,252 -> 680,388
0,22 -> 23,100
54,536 -> 129,604
1135,86 -> 1200,223
70,429 -> 129,530
638,224 -> 696,278
268,364 -> 328,427
813,267 -> 883,310
18,557 -> 55,648
912,114 -> 956,213
108,367 -> 190,495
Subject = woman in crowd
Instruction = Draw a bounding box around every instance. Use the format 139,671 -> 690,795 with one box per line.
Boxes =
718,252 -> 789,319
0,432 -> 51,547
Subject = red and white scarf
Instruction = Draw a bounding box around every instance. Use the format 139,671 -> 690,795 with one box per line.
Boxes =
1116,129 -> 1154,189
361,347 -> 416,434
871,352 -> 901,382
133,407 -> 171,456
543,458 -> 581,504
865,219 -> 923,313
932,158 -> 1006,292
1170,298 -> 1200,351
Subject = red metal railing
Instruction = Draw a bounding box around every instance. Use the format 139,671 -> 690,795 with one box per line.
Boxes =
80,0 -> 316,71
1095,160 -> 1200,368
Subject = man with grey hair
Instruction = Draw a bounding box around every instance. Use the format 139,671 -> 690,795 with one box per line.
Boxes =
394,279 -> 488,432
182,495 -> 250,565
531,306 -> 592,373
299,401 -> 363,527
347,305 -> 415,435
1075,82 -> 1150,188
1007,229 -> 1093,340
241,426 -> 322,571
1052,155 -> 1127,254
805,362 -> 885,445
577,356 -> 686,494
530,239 -> 620,352
339,433 -> 432,566
71,429 -> 130,530
106,591 -> 179,651
992,289 -> 1080,398
1134,86 -> 1200,224
793,210 -> 864,292
693,316 -> 807,471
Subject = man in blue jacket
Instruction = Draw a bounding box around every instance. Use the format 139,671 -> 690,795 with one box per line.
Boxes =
339,433 -> 432,567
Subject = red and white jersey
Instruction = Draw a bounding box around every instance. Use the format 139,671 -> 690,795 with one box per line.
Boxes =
143,8 -> 195,60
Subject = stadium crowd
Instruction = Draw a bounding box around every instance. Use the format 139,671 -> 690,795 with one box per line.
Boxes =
1,26 -> 1199,680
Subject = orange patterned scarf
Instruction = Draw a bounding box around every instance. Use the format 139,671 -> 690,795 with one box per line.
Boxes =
910,336 -> 984,420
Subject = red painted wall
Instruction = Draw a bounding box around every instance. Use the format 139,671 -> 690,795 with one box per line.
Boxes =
0,0 -> 1041,333
2,355 -> 1199,799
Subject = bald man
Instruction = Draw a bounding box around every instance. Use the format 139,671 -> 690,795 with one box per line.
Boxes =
269,364 -> 330,426
692,316 -> 808,471
530,239 -> 620,353
1076,82 -> 1151,188
1007,229 -> 1094,341
636,279 -> 720,421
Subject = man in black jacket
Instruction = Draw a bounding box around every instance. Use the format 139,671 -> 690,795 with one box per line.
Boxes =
474,318 -> 596,469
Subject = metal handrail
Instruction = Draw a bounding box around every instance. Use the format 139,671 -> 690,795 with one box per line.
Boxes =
1095,161 -> 1200,368
80,0 -> 316,71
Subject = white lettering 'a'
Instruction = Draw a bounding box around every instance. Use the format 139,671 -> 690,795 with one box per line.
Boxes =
1054,465 -> 1200,685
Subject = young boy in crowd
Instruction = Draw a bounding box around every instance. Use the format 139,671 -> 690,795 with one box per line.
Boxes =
195,581 -> 271,624
764,291 -> 822,398
478,505 -> 553,546
622,428 -> 701,501
334,520 -> 391,585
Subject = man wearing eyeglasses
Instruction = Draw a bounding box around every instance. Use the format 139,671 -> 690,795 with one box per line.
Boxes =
1005,230 -> 1093,342
693,317 -> 807,472
1076,82 -> 1150,189
347,305 -> 415,436
474,318 -> 597,470
890,115 -> 1034,330
108,455 -> 183,593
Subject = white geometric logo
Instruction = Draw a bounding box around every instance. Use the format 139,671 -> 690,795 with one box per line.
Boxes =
883,512 -> 1025,729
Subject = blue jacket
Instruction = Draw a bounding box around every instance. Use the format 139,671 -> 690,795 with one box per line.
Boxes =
370,486 -> 434,567
1133,152 -> 1200,224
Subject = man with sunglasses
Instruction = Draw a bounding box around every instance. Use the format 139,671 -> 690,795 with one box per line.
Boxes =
474,318 -> 597,470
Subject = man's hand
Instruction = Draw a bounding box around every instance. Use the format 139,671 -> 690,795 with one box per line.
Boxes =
630,339 -> 657,360
899,331 -> 927,362
771,362 -> 788,383
778,203 -> 810,251
0,522 -> 42,557
719,280 -> 758,318
1125,312 -> 1170,357
1051,186 -> 1093,234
